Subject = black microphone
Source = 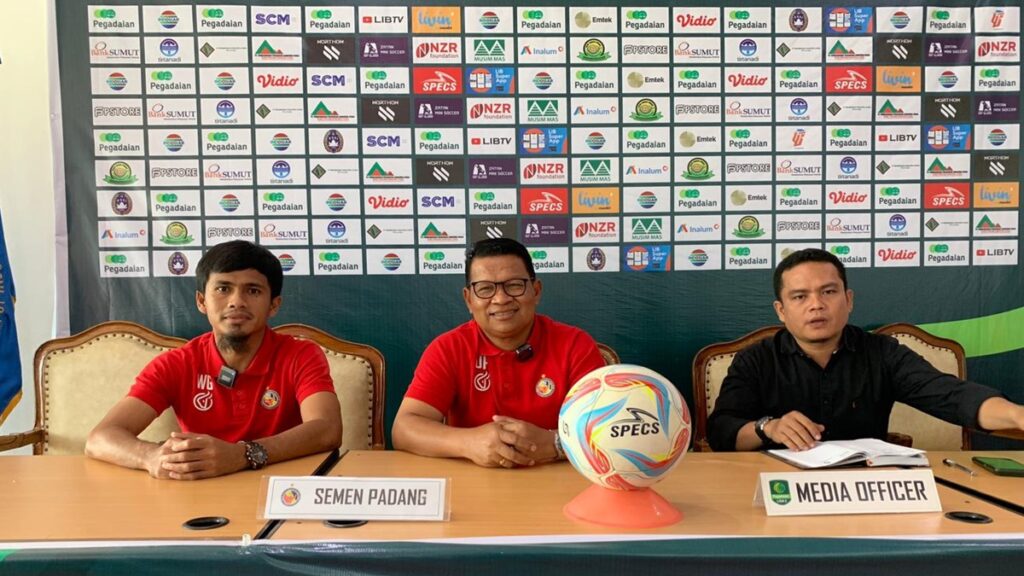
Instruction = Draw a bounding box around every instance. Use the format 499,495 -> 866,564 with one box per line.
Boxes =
515,343 -> 534,362
217,366 -> 237,389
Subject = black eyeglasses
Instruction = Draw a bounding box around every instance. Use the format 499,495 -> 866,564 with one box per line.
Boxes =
469,278 -> 533,299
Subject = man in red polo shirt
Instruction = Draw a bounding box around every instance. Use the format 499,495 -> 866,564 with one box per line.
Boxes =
393,238 -> 605,468
86,241 -> 342,480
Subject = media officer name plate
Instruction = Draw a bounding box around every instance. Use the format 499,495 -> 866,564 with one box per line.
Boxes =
755,470 -> 941,516
264,476 -> 449,521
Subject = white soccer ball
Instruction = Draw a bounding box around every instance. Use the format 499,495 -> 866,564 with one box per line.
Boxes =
558,364 -> 691,490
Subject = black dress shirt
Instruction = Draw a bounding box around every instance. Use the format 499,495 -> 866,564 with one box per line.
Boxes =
707,325 -> 1002,452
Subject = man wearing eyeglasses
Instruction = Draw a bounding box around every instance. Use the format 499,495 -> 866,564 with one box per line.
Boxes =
392,238 -> 605,468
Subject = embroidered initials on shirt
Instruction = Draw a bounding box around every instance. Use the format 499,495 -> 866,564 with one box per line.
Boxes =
193,374 -> 214,412
473,355 -> 491,392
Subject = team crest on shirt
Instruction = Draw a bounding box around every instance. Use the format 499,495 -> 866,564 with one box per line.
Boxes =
261,389 -> 281,409
473,355 -> 491,392
535,375 -> 555,398
192,374 -> 214,412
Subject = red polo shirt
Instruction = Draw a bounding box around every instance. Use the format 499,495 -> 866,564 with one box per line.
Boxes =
406,314 -> 605,429
129,327 -> 335,443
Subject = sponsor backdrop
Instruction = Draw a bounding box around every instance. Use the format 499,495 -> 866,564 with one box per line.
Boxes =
57,1 -> 1022,444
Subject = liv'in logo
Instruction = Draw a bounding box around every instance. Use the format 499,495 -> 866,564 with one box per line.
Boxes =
770,480 -> 792,505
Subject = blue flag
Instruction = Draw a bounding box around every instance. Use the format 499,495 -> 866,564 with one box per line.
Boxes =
0,210 -> 20,425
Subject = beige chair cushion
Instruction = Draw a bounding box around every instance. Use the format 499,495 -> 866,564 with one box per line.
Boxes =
42,333 -> 179,455
704,352 -> 739,419
320,349 -> 375,450
886,333 -> 963,451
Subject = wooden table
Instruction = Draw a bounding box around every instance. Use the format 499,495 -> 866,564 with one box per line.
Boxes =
271,450 -> 1024,541
0,452 -> 333,542
929,450 -> 1024,510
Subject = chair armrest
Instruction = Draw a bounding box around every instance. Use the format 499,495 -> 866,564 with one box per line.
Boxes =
693,438 -> 712,452
0,428 -> 44,453
886,432 -> 913,448
987,429 -> 1024,441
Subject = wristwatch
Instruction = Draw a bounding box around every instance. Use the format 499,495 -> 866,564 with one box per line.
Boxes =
754,416 -> 775,445
552,431 -> 565,461
241,441 -> 269,470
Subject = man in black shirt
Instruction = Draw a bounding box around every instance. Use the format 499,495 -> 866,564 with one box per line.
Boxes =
708,248 -> 1024,452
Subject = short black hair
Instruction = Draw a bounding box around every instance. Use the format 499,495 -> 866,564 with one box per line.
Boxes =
464,238 -> 536,286
196,241 -> 283,299
773,248 -> 848,301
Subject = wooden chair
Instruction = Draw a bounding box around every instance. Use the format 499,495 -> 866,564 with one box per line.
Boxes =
275,324 -> 386,450
874,323 -> 969,450
596,342 -> 620,365
691,326 -> 782,451
0,321 -> 185,455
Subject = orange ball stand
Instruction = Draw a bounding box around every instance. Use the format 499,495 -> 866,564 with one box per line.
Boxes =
563,484 -> 682,528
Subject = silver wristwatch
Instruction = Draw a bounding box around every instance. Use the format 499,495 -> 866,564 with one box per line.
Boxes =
755,416 -> 774,445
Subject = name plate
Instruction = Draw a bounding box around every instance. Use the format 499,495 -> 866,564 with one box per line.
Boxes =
755,469 -> 942,516
264,476 -> 449,521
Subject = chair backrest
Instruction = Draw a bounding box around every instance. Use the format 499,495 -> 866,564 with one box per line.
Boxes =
691,326 -> 782,451
874,323 -> 969,450
34,321 -> 185,455
596,342 -> 620,365
274,324 -> 385,450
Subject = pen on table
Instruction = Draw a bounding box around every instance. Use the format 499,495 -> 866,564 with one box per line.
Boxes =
942,458 -> 976,477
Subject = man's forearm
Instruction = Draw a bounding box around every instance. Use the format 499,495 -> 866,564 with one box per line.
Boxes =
85,427 -> 161,471
392,413 -> 471,459
733,421 -> 765,451
255,417 -> 342,465
977,397 -> 1024,432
